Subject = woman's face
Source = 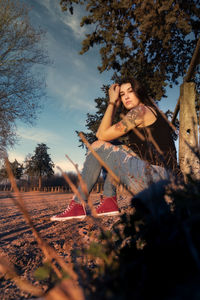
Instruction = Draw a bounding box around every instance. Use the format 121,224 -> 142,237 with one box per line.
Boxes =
119,83 -> 140,110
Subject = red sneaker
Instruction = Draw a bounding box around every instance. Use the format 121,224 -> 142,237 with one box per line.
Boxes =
50,200 -> 86,221
96,196 -> 120,216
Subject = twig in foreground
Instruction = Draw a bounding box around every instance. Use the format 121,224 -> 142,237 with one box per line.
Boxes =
0,255 -> 43,297
64,154 -> 97,217
5,157 -> 78,281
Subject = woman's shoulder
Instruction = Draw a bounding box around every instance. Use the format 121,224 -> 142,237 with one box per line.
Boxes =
137,105 -> 157,128
147,106 -> 170,124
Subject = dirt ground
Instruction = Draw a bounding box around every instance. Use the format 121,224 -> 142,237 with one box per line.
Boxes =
0,191 -> 132,300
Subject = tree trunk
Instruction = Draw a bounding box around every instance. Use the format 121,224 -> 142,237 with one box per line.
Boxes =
179,82 -> 200,180
38,175 -> 42,190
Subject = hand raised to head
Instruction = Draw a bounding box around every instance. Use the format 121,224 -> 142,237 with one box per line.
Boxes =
108,84 -> 121,107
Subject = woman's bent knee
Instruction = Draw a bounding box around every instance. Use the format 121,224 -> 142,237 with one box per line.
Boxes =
92,140 -> 112,149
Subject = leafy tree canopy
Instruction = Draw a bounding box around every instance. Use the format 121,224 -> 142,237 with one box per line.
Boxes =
25,143 -> 54,179
0,0 -> 49,150
61,0 -> 199,148
0,159 -> 24,180
60,0 -> 200,98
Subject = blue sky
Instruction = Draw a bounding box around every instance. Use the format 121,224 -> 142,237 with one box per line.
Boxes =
8,0 -> 179,173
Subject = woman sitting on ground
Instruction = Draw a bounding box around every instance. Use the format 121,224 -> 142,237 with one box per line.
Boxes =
51,77 -> 177,221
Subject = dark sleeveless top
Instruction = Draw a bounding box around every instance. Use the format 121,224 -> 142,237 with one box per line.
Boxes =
125,108 -> 178,171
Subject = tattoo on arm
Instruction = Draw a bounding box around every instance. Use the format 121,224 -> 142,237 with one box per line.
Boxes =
126,105 -> 145,126
115,121 -> 126,132
115,120 -> 129,133
121,119 -> 129,133
115,105 -> 145,133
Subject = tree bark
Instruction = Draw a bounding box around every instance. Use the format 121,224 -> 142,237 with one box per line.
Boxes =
179,82 -> 200,180
38,176 -> 42,190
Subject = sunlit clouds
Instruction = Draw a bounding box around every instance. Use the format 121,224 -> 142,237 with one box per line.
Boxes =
8,152 -> 25,164
17,127 -> 61,144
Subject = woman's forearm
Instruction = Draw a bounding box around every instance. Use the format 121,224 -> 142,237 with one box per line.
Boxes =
96,83 -> 120,139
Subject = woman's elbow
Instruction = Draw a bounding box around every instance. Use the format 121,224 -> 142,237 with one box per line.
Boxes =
96,133 -> 104,140
96,133 -> 110,141
96,132 -> 104,140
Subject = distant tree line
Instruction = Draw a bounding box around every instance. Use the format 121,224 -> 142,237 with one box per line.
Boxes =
0,143 -> 78,190
0,142 -> 104,191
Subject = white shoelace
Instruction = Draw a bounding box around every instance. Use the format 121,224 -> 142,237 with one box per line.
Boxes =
59,201 -> 75,216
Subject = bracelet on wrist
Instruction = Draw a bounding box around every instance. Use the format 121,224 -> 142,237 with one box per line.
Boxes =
108,102 -> 116,106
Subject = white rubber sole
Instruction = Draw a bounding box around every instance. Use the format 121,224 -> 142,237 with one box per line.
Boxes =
97,211 -> 120,217
50,215 -> 86,221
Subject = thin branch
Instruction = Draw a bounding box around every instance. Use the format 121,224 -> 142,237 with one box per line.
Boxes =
57,165 -> 87,215
65,154 -> 97,217
0,255 -> 43,297
5,156 -> 78,281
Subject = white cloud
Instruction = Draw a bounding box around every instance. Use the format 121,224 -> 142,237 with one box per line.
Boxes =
27,0 -> 110,114
54,159 -> 83,173
36,0 -> 87,40
61,13 -> 87,39
47,70 -> 96,111
73,57 -> 87,70
7,152 -> 25,164
17,127 -> 61,144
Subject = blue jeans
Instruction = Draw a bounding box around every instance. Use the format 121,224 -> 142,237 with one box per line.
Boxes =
74,140 -> 169,203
